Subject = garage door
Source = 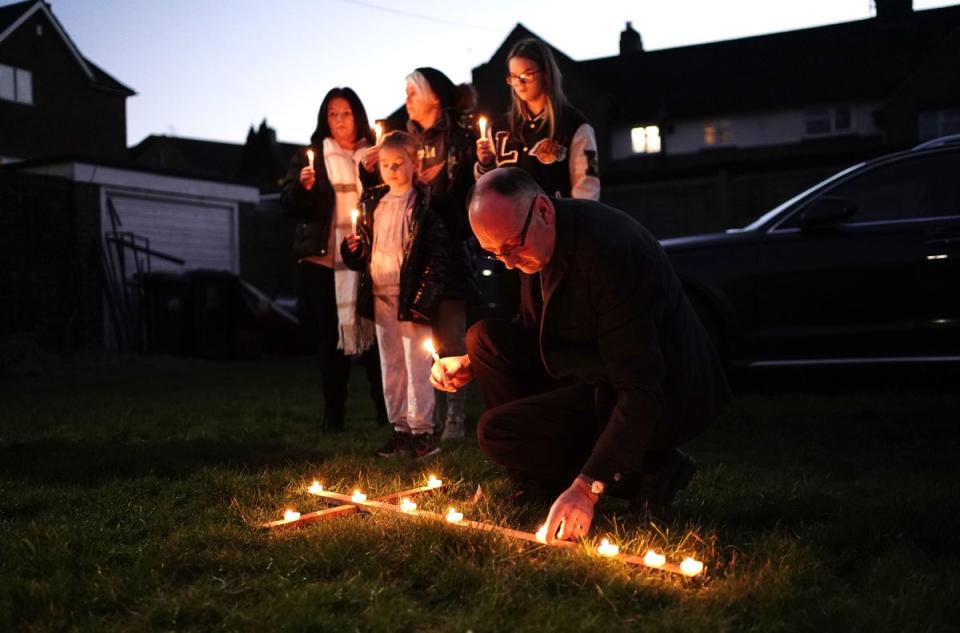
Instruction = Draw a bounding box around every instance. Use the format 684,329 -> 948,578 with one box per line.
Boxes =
105,192 -> 238,274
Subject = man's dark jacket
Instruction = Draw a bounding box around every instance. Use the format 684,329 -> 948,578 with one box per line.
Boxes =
517,198 -> 731,482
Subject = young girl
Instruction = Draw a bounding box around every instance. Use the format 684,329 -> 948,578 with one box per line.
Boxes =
342,131 -> 474,459
475,38 -> 601,200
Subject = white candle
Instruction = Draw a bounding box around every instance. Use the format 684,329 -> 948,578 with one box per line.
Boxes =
478,115 -> 487,140
680,557 -> 704,577
350,208 -> 359,235
445,507 -> 464,523
399,498 -> 417,513
423,338 -> 441,363
308,480 -> 324,495
597,538 -> 620,557
306,148 -> 315,170
374,122 -> 383,144
535,524 -> 548,543
351,489 -> 367,503
643,550 -> 666,568
427,474 -> 442,489
283,509 -> 300,522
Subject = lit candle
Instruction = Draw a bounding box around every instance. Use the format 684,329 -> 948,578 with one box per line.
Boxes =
643,550 -> 666,568
399,498 -> 417,513
478,115 -> 487,140
350,208 -> 359,235
597,538 -> 620,557
374,122 -> 383,144
308,480 -> 324,495
423,338 -> 441,363
306,148 -> 315,170
283,509 -> 301,522
427,474 -> 442,489
535,524 -> 548,543
680,557 -> 704,577
351,489 -> 367,503
445,507 -> 464,523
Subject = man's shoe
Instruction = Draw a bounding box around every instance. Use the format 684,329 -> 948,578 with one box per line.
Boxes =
375,431 -> 411,458
631,450 -> 697,514
440,417 -> 465,442
410,432 -> 441,460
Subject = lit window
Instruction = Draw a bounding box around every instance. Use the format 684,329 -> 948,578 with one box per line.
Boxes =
704,120 -> 733,146
0,64 -> 33,104
630,125 -> 661,154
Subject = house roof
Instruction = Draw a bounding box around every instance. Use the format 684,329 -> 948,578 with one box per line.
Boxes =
578,4 -> 960,124
0,0 -> 135,96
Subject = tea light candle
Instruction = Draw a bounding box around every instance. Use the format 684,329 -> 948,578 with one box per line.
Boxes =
643,550 -> 666,568
351,489 -> 367,503
427,474 -> 442,488
308,480 -> 323,495
445,507 -> 463,523
399,498 -> 417,513
283,509 -> 301,522
680,557 -> 704,577
597,538 -> 620,557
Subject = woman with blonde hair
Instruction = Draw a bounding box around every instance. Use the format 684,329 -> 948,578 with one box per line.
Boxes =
475,38 -> 600,200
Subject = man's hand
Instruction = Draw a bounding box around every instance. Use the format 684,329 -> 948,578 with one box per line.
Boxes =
299,166 -> 316,191
542,477 -> 598,543
429,354 -> 474,392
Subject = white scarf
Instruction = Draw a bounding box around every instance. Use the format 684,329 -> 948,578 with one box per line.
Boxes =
323,137 -> 376,355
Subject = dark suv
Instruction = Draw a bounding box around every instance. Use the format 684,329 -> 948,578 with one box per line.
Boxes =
661,135 -> 960,368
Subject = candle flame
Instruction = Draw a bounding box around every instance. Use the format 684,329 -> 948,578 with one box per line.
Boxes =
535,524 -> 548,543
423,338 -> 437,355
350,209 -> 359,221
374,122 -> 383,142
308,480 -> 324,495
305,148 -> 314,167
478,116 -> 487,138
399,498 -> 417,513
445,507 -> 463,523
283,509 -> 300,522
351,489 -> 367,503
597,538 -> 620,557
680,557 -> 704,577
426,474 -> 442,488
643,550 -> 666,568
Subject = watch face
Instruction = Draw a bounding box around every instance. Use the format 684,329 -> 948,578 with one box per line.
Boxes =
590,480 -> 605,495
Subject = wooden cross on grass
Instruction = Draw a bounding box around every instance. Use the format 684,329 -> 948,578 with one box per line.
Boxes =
259,475 -> 704,579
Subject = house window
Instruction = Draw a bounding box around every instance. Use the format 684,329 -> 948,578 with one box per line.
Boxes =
805,107 -> 852,136
918,109 -> 960,141
631,125 -> 661,154
0,64 -> 33,104
704,120 -> 733,146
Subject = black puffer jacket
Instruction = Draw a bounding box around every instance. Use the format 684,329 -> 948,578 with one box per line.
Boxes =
279,145 -> 336,259
340,184 -> 478,324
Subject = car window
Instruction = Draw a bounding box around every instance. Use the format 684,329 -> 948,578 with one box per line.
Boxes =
781,152 -> 960,228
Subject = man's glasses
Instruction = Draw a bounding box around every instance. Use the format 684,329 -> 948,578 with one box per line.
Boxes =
483,195 -> 538,260
505,68 -> 541,86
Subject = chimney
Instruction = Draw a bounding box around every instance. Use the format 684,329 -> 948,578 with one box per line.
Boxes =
620,21 -> 643,56
875,0 -> 913,21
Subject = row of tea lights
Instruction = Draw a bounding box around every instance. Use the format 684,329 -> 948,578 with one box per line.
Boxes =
281,473 -> 704,577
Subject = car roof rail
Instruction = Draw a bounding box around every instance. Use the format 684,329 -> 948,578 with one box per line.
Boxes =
912,133 -> 960,151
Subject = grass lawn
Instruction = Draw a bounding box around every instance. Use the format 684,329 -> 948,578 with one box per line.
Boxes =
1,355 -> 958,632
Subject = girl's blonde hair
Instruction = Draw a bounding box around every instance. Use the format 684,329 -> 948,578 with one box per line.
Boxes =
379,130 -> 418,162
507,38 -> 567,140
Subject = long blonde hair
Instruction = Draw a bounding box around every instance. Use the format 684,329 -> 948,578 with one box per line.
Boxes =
508,38 -> 567,140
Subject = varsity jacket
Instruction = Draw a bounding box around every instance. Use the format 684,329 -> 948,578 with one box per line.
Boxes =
475,104 -> 600,200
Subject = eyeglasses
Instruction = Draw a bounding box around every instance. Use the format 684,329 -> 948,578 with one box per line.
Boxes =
505,68 -> 541,86
483,195 -> 538,260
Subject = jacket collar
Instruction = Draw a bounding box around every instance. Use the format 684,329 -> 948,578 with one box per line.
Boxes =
541,198 -> 574,306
